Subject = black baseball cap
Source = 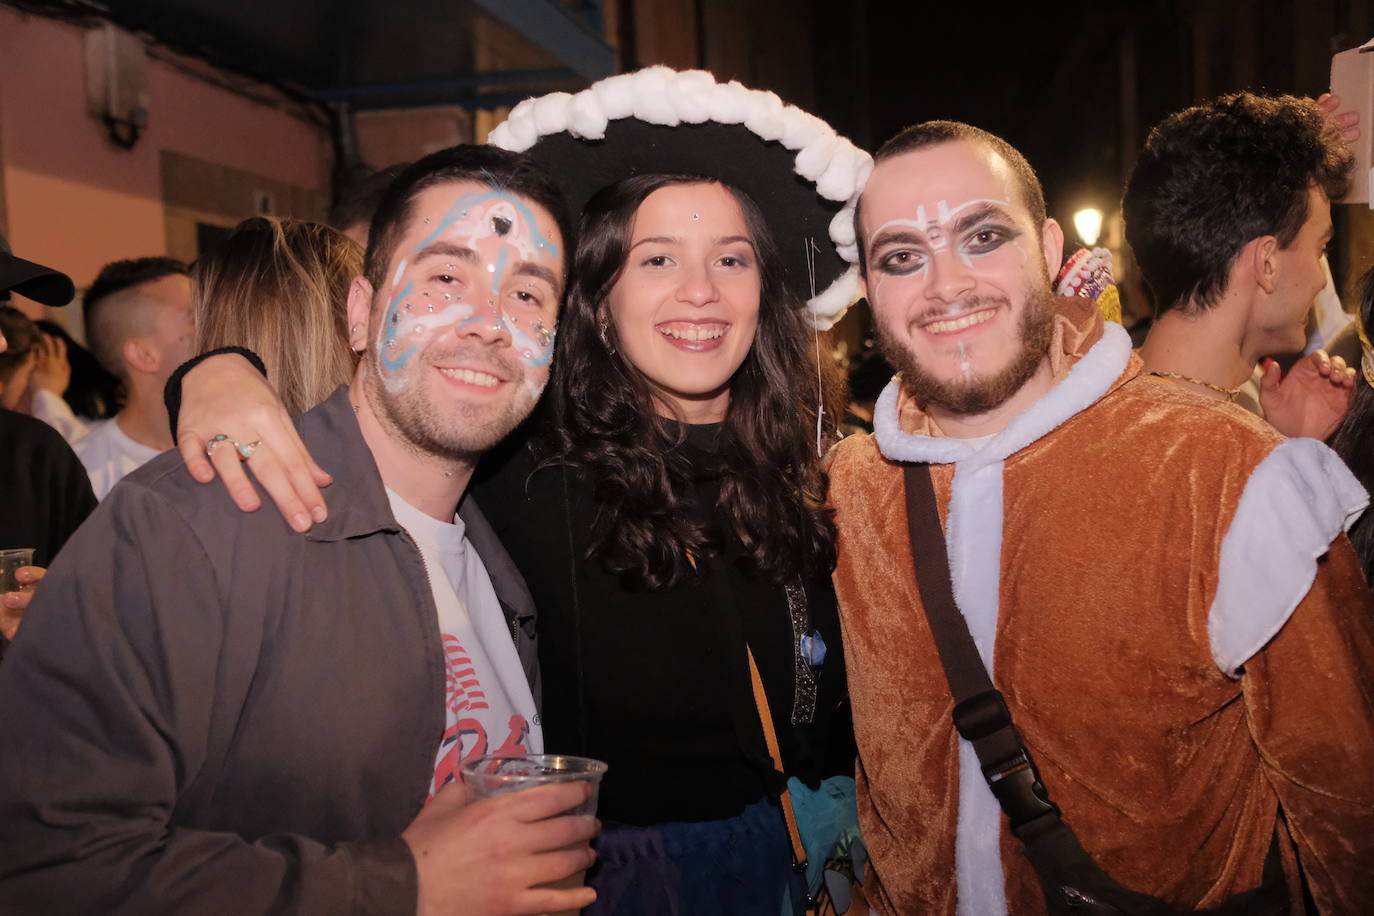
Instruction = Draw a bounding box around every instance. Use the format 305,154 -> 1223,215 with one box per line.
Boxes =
0,232 -> 75,306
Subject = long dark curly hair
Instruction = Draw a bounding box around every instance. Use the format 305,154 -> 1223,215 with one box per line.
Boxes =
1330,265 -> 1374,587
548,174 -> 842,590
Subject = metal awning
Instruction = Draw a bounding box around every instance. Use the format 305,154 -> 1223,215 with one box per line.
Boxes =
20,0 -> 616,111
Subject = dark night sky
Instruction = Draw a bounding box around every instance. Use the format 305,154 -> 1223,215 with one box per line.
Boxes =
813,0 -> 1197,237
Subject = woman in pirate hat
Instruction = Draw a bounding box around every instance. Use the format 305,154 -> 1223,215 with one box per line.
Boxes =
168,66 -> 870,913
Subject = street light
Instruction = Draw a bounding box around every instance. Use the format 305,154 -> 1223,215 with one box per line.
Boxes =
1073,208 -> 1103,247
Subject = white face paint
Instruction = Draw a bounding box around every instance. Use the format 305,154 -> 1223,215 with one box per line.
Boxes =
859,141 -> 1058,417
360,180 -> 565,459
374,189 -> 561,394
870,195 -> 1027,270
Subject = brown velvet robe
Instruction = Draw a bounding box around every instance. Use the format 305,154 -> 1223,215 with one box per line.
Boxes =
830,300 -> 1374,914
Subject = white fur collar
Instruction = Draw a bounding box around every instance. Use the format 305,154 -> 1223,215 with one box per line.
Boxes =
873,321 -> 1133,467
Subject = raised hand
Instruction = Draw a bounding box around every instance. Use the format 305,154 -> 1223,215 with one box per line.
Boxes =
1316,92 -> 1360,144
1259,350 -> 1356,440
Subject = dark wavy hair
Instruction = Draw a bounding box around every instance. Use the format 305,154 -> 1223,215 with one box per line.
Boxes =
548,174 -> 841,590
1329,266 -> 1374,587
1123,92 -> 1352,315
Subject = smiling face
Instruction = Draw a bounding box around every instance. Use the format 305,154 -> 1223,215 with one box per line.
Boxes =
353,179 -> 564,459
861,140 -> 1061,416
605,182 -> 761,423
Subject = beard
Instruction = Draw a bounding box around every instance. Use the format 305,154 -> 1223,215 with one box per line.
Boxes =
363,343 -> 535,463
877,284 -> 1056,416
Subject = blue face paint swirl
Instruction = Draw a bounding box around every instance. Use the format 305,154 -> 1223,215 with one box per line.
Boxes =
414,190 -> 560,261
380,281 -> 418,372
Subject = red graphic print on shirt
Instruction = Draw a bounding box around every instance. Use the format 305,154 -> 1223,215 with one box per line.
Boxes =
430,633 -> 530,795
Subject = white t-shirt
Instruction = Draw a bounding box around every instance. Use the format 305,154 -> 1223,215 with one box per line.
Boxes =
386,491 -> 542,798
73,417 -> 162,500
29,388 -> 90,444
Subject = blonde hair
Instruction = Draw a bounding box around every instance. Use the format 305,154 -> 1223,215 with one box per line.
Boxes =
193,218 -> 362,416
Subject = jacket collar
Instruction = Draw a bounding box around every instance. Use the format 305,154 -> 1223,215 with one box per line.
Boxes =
874,296 -> 1137,468
299,386 -> 398,542
299,386 -> 536,622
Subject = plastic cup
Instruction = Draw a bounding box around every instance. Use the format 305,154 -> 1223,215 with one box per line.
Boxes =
461,753 -> 606,813
0,548 -> 35,593
461,754 -> 607,916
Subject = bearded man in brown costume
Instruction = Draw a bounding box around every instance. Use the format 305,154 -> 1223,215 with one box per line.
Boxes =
828,115 -> 1374,915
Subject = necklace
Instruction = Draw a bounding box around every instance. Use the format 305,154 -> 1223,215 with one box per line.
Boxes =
1147,370 -> 1241,401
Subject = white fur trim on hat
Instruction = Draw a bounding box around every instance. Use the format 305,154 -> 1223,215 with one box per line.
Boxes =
488,66 -> 872,329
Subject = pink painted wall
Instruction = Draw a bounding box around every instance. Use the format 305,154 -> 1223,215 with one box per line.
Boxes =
0,7 -> 330,312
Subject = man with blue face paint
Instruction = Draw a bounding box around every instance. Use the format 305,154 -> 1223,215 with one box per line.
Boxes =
0,146 -> 601,916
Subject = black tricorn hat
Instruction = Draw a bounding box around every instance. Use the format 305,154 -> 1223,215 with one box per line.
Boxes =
0,233 -> 75,307
489,67 -> 870,329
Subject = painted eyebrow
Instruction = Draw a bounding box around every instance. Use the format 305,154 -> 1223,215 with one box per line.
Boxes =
948,203 -> 1016,235
414,241 -> 478,264
867,228 -> 926,253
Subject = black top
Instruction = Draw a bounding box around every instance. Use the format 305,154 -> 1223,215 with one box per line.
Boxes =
472,423 -> 854,826
0,408 -> 97,662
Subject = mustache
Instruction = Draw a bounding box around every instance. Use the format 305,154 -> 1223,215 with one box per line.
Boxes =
909,295 -> 1011,327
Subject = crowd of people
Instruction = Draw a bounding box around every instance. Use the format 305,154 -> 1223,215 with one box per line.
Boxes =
0,65 -> 1371,916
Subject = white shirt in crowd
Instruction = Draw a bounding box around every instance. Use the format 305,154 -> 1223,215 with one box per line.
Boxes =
28,387 -> 90,444
72,417 -> 162,501
386,490 -> 542,798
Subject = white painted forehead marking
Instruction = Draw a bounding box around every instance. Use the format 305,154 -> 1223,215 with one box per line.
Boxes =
869,196 -> 1012,250
391,257 -> 409,290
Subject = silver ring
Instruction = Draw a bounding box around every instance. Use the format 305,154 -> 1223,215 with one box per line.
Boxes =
235,440 -> 262,461
206,434 -> 233,458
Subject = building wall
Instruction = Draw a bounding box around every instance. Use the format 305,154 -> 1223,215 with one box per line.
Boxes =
0,6 -> 331,324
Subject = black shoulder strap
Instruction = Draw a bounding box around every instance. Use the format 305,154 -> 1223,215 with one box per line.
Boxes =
901,463 -> 1058,836
900,463 -> 1291,916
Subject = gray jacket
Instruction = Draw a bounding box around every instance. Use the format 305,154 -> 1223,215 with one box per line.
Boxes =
0,386 -> 539,915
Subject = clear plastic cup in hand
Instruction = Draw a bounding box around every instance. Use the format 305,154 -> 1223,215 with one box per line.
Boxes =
460,754 -> 607,815
460,754 -> 607,916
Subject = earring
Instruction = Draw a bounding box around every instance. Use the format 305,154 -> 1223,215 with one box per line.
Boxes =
349,325 -> 364,353
598,317 -> 615,355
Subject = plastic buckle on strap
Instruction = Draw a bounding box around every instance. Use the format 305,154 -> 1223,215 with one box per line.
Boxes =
984,749 -> 1059,834
952,689 -> 1012,741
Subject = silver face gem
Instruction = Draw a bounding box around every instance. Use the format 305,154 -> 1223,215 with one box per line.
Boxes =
531,320 -> 553,348
430,301 -> 439,310
691,212 -> 700,221
403,303 -> 413,313
385,339 -> 397,350
492,214 -> 513,236
521,349 -> 533,360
